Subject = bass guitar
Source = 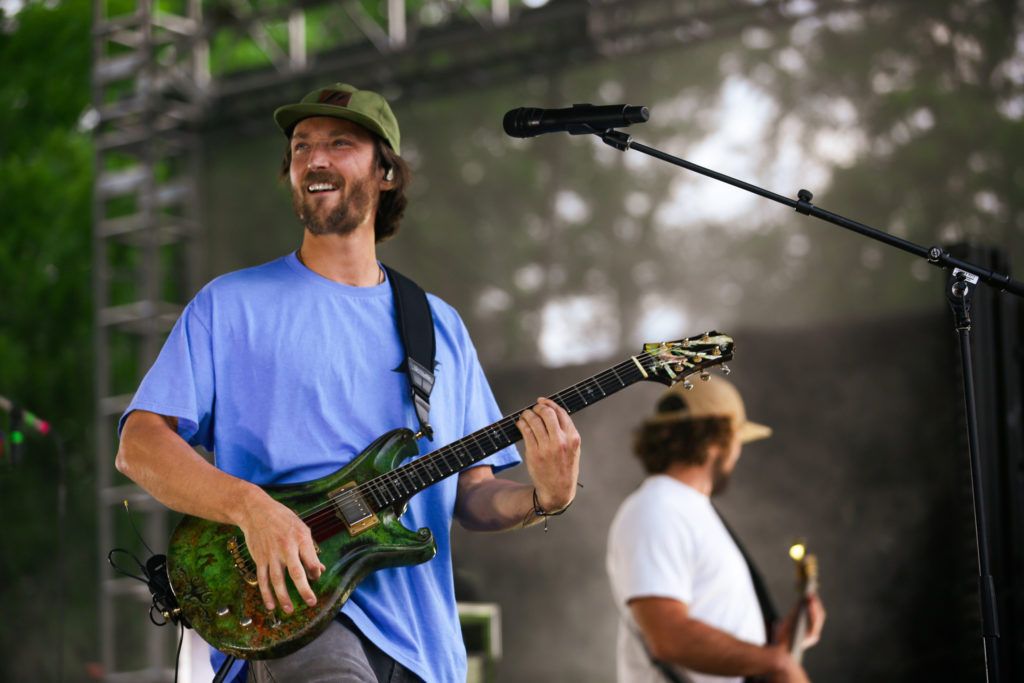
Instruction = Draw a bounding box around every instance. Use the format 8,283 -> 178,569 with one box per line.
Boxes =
166,332 -> 734,659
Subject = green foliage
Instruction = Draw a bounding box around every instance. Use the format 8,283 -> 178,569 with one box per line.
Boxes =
0,1 -> 96,680
717,0 -> 1024,324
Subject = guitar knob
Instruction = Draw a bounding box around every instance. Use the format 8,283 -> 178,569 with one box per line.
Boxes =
240,616 -> 253,628
683,380 -> 694,391
699,371 -> 710,382
216,606 -> 230,617
720,364 -> 731,375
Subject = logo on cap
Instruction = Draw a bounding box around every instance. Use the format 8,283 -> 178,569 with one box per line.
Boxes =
317,91 -> 353,107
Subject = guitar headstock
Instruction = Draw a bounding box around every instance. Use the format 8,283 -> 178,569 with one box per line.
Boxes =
639,331 -> 734,387
790,540 -> 819,594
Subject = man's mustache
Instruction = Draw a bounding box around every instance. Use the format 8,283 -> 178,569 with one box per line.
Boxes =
302,171 -> 345,189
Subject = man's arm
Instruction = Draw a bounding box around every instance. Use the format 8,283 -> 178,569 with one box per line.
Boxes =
455,397 -> 580,531
630,597 -> 810,683
116,410 -> 324,615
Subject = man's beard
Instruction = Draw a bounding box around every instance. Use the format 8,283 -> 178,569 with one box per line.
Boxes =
291,171 -> 375,237
710,455 -> 733,497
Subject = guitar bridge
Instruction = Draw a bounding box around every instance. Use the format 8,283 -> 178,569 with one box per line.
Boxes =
329,482 -> 380,536
226,537 -> 258,586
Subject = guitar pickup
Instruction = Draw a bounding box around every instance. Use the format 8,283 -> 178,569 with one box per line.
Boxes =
329,482 -> 379,536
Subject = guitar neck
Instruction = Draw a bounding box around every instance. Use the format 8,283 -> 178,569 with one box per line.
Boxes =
790,602 -> 810,664
789,575 -> 817,664
362,353 -> 656,510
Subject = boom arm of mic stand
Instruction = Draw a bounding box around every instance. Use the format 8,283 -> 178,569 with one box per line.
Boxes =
597,130 -> 1024,299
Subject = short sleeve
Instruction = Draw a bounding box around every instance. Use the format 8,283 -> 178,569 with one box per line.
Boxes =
608,498 -> 697,606
117,295 -> 216,450
441,302 -> 521,473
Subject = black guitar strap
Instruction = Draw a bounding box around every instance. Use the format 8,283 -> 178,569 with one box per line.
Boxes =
382,264 -> 436,441
712,504 -> 779,637
637,507 -> 780,683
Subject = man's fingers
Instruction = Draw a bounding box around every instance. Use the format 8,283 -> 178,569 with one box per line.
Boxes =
534,398 -> 581,452
533,399 -> 562,443
517,410 -> 542,449
288,555 -> 317,608
806,596 -> 826,644
269,562 -> 293,614
300,542 -> 325,582
543,397 -> 574,433
257,563 -> 275,611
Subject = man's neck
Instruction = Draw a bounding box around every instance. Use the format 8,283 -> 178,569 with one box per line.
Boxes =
662,461 -> 714,497
298,228 -> 382,287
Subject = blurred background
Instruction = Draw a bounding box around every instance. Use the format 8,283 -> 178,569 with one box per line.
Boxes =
2,0 -> 1023,680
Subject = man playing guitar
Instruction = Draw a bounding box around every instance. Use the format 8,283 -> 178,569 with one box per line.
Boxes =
116,83 -> 581,682
606,377 -> 824,683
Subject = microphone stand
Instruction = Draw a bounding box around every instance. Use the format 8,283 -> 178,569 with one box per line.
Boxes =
592,128 -> 1023,682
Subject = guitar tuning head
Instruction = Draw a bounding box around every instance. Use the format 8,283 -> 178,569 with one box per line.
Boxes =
683,379 -> 694,391
720,364 -> 731,375
699,370 -> 711,382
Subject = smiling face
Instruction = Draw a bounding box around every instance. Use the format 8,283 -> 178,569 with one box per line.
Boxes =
287,116 -> 384,237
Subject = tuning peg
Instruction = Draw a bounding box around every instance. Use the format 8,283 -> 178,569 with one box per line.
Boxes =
683,380 -> 694,390
720,364 -> 731,375
699,371 -> 710,382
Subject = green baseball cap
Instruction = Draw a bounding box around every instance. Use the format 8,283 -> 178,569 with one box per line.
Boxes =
273,83 -> 401,154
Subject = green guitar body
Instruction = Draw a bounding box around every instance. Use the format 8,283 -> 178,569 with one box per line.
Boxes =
166,428 -> 436,659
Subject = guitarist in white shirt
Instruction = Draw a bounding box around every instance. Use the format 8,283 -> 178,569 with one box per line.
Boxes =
606,377 -> 824,683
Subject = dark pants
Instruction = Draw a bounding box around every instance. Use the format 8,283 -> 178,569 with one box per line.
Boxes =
248,615 -> 422,683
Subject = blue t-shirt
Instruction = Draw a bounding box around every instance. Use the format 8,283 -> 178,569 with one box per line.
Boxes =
120,252 -> 520,682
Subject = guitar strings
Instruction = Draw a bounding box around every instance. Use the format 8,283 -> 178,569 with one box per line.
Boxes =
298,358 -> 640,522
233,349 -> 721,567
229,354 -> 689,568
228,357 -> 651,566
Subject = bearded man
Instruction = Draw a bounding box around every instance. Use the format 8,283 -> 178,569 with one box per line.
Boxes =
115,84 -> 581,683
606,377 -> 824,683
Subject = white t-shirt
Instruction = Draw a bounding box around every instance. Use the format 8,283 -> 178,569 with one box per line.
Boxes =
606,475 -> 766,683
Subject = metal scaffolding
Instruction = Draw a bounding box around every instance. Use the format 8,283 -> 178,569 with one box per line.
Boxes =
92,0 -> 207,678
91,0 -> 811,679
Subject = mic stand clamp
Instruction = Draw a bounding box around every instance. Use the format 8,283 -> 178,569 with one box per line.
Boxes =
600,129 -> 632,152
948,269 -> 977,331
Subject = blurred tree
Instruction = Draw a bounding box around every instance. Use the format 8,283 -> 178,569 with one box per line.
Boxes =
721,0 -> 1024,324
0,1 -> 96,680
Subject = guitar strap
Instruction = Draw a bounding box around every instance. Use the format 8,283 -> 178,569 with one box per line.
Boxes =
382,264 -> 436,441
712,505 -> 779,638
634,507 -> 780,683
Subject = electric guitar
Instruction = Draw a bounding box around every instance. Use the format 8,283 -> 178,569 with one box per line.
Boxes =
787,540 -> 819,664
166,332 -> 735,659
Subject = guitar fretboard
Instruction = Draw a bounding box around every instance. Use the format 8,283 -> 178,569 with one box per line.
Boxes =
354,353 -> 657,510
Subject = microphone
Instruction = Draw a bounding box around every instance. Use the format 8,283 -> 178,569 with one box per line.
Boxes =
503,103 -> 649,138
